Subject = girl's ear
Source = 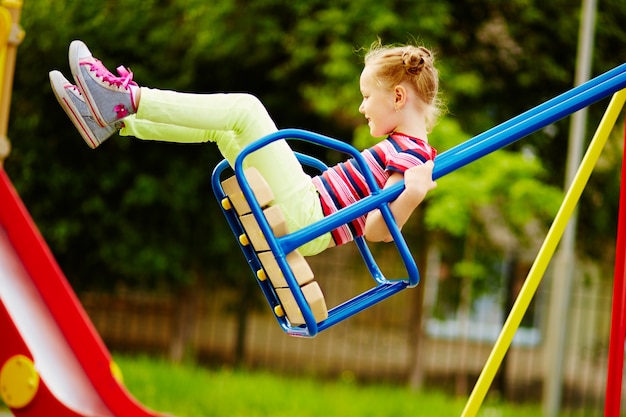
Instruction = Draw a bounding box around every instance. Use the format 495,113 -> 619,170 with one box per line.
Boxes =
394,85 -> 407,109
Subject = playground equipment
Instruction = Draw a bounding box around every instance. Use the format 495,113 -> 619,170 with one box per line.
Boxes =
0,169 -> 170,417
0,0 -> 23,163
2,2 -> 626,416
0,2 -> 166,417
462,90 -> 626,417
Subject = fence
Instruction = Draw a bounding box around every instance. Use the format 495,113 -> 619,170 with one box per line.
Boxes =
80,242 -> 615,415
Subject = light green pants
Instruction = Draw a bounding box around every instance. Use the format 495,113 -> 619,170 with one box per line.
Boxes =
120,87 -> 331,256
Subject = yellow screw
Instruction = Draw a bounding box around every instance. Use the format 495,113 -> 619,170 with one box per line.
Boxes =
221,198 -> 231,210
256,269 -> 267,281
274,305 -> 285,318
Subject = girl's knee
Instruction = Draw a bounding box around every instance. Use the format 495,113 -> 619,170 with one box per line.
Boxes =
241,94 -> 268,115
234,94 -> 277,135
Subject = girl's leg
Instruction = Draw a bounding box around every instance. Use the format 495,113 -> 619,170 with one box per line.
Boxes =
129,88 -> 305,202
69,40 -> 330,255
120,115 -> 217,144
122,90 -> 332,256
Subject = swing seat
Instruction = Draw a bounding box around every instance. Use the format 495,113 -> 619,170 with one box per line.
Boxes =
220,167 -> 328,325
211,129 -> 421,337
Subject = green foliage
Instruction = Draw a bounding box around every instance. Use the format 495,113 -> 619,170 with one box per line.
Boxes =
454,260 -> 489,282
4,0 -> 626,301
425,118 -> 563,241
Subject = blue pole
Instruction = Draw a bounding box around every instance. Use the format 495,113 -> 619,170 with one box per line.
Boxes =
434,62 -> 626,178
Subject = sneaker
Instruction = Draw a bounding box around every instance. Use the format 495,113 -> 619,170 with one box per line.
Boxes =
68,40 -> 139,127
49,70 -> 120,149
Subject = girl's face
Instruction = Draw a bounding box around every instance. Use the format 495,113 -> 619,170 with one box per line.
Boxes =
359,66 -> 398,137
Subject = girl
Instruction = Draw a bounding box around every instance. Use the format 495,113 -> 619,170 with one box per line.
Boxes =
49,39 -> 440,256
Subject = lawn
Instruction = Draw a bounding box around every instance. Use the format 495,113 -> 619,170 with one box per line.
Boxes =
114,354 -> 547,417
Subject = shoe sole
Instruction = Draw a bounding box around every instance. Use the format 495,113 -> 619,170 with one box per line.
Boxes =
68,40 -> 108,128
49,70 -> 99,149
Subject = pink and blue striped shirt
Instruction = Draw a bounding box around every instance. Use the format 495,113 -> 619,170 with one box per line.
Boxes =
311,133 -> 437,246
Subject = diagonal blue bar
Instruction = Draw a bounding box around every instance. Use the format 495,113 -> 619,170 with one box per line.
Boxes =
434,62 -> 626,178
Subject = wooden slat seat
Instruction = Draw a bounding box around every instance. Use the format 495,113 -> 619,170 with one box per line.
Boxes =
221,167 -> 328,325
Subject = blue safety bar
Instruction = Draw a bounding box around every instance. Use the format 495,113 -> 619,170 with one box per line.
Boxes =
211,61 -> 626,337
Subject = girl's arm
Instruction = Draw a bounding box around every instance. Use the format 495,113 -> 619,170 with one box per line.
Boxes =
363,160 -> 436,243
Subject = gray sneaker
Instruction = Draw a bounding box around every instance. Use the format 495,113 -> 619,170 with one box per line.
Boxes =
68,40 -> 139,127
49,70 -> 120,149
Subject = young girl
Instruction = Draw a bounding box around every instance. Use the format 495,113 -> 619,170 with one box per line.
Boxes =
49,40 -> 440,256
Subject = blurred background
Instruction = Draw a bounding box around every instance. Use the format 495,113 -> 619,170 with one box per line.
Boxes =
4,0 -> 626,415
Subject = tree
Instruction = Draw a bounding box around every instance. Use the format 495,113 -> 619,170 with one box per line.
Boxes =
5,0 -> 626,367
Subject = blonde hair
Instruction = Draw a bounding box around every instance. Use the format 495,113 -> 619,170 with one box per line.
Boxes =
364,40 -> 444,131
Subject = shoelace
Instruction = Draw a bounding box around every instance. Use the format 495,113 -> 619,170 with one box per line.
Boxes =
87,58 -> 137,89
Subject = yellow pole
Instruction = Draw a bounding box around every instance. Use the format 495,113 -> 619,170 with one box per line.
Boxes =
0,5 -> 11,162
0,6 -> 10,93
0,0 -> 24,166
460,89 -> 626,417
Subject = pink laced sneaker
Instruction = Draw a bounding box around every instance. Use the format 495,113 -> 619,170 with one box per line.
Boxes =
68,40 -> 139,127
49,70 -> 121,149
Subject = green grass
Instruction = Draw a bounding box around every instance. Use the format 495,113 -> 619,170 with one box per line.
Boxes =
114,354 -> 547,417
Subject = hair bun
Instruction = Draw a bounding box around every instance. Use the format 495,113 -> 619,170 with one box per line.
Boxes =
401,46 -> 431,76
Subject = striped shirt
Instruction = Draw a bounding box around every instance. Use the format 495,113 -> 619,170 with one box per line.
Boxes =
311,133 -> 437,246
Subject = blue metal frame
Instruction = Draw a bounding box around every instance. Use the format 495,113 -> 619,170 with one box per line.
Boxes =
211,61 -> 626,337
212,133 -> 419,337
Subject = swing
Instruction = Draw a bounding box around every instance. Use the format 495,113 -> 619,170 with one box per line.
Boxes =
211,128 -> 421,337
211,60 -> 626,338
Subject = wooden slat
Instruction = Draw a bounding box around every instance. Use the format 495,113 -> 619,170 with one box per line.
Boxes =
257,251 -> 314,288
239,205 -> 288,252
275,282 -> 328,325
221,167 -> 274,215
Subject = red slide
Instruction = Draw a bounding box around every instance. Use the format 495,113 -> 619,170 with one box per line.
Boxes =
0,167 -> 170,417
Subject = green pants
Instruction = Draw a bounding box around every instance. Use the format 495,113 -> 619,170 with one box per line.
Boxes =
120,87 -> 331,256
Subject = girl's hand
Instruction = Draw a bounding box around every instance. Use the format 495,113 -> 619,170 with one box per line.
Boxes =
403,160 -> 437,202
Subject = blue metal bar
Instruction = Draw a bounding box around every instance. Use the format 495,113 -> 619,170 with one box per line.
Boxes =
294,151 -> 329,172
316,281 -> 410,332
292,153 -> 399,286
355,236 -> 387,284
278,281 -> 411,337
433,62 -> 626,178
